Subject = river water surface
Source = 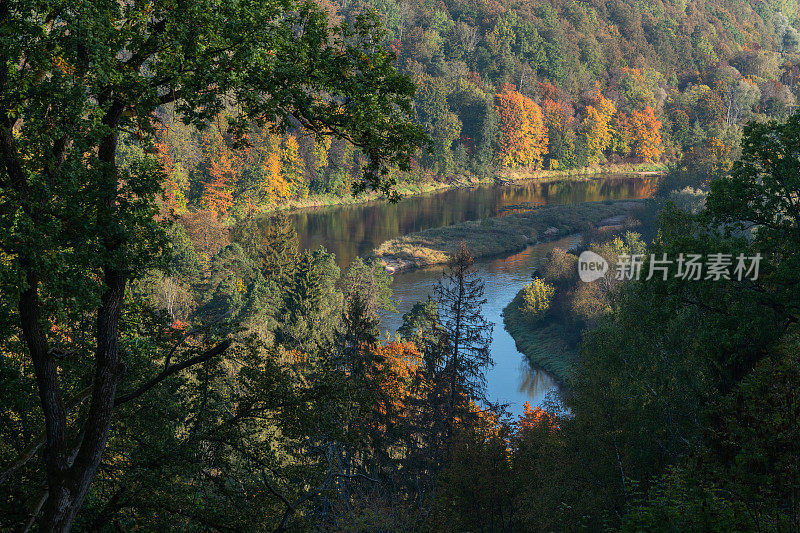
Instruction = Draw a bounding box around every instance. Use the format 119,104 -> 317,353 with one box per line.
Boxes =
289,176 -> 656,415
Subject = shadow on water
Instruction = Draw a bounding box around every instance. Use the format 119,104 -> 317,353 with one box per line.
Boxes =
287,176 -> 656,416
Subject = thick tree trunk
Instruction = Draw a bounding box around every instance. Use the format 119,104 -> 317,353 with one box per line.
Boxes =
39,268 -> 126,531
18,270 -> 71,531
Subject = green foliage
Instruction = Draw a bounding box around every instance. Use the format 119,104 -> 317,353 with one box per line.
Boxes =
621,466 -> 751,532
489,115 -> 800,531
0,0 -> 424,527
706,113 -> 800,317
339,257 -> 396,316
278,248 -> 343,351
503,295 -> 577,380
623,337 -> 800,531
431,424 -> 516,532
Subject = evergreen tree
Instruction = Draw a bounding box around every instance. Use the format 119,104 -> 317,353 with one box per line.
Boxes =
433,242 -> 494,435
474,94 -> 499,176
398,298 -> 450,474
278,249 -> 343,352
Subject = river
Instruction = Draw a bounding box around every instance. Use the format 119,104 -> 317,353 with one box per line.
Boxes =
289,176 -> 656,415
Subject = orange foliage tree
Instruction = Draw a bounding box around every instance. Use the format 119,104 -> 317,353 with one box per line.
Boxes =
494,85 -> 548,169
629,106 -> 662,162
537,81 -> 559,102
202,150 -> 236,218
200,127 -> 248,218
369,341 -> 422,430
517,401 -> 559,433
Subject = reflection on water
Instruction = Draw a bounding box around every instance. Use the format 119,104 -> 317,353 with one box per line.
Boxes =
290,176 -> 656,267
518,362 -> 558,401
287,176 -> 656,416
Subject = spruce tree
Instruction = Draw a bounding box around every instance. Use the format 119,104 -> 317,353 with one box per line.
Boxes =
433,242 -> 494,434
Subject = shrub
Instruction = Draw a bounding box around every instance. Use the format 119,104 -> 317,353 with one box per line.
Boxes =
521,277 -> 556,320
539,248 -> 578,286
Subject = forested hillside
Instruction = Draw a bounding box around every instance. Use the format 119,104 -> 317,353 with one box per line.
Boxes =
148,0 -> 800,219
2,0 -> 800,531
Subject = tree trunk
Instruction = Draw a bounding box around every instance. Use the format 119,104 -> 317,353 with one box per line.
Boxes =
39,268 -> 126,531
37,117 -> 127,532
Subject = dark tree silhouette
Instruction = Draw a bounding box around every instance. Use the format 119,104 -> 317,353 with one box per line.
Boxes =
433,242 -> 494,433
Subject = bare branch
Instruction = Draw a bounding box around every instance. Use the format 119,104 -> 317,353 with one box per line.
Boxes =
114,340 -> 232,406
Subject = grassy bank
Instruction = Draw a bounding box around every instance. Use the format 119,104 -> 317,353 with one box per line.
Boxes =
494,161 -> 666,182
372,199 -> 647,272
502,293 -> 577,382
259,162 -> 665,215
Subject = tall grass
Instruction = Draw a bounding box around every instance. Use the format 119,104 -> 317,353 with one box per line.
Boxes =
372,200 -> 647,270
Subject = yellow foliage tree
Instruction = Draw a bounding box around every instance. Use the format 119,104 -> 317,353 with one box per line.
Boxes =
260,142 -> 290,203
583,83 -> 616,165
282,134 -> 306,198
521,277 -> 556,320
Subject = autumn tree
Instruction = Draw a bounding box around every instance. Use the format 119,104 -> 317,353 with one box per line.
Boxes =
202,134 -> 239,218
583,83 -> 617,165
153,125 -> 189,215
282,134 -> 307,198
494,85 -> 548,168
361,337 -> 423,473
255,132 -> 291,203
629,106 -> 662,162
521,277 -> 556,320
369,340 -> 421,433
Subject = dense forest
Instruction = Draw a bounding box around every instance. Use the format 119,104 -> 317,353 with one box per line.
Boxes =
1,0 -> 800,531
147,0 -> 800,219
